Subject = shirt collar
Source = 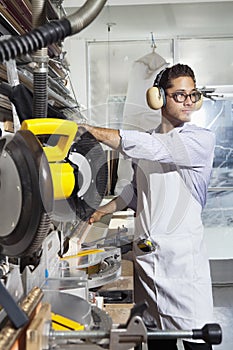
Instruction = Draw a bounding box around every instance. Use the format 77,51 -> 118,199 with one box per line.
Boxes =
153,122 -> 186,134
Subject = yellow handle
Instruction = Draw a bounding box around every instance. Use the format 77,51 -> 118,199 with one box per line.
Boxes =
49,163 -> 75,199
21,118 -> 78,199
21,118 -> 78,162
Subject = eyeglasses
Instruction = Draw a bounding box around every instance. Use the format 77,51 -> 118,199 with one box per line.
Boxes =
166,91 -> 202,103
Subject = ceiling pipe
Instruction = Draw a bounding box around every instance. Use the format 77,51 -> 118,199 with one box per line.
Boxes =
68,0 -> 106,35
0,0 -> 107,63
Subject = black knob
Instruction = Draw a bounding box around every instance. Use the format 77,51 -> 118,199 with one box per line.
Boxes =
193,323 -> 222,344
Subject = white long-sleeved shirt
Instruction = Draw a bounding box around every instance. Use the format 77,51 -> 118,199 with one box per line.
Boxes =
119,123 -> 215,209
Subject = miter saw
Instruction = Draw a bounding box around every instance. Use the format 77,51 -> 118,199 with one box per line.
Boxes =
0,0 -> 110,263
0,117 -> 108,259
0,115 -> 123,348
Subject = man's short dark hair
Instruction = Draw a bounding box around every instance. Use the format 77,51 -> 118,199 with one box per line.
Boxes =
159,64 -> 196,90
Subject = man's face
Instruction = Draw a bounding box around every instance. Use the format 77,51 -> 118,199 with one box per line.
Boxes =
162,76 -> 197,126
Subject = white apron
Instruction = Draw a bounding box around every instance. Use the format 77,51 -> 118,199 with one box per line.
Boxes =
133,159 -> 214,333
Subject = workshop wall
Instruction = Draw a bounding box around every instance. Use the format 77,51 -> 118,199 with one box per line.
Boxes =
63,1 -> 233,111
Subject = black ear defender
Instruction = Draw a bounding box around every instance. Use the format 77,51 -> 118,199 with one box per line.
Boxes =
146,68 -> 167,110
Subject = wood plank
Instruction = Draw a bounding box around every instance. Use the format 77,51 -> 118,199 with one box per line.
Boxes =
0,6 -> 23,34
1,0 -> 31,31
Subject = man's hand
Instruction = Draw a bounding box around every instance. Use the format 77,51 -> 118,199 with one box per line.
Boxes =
79,124 -> 121,150
88,209 -> 106,224
88,199 -> 119,225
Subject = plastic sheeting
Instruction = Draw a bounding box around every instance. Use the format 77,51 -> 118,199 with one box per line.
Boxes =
115,51 -> 168,194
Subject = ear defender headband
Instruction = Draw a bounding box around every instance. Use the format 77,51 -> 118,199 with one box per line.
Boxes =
146,68 -> 203,111
146,68 -> 167,110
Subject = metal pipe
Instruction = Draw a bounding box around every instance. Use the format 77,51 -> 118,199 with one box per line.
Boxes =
67,0 -> 107,35
50,326 -> 221,345
32,0 -> 47,29
32,0 -> 49,118
50,329 -> 109,340
208,187 -> 233,191
147,330 -> 193,340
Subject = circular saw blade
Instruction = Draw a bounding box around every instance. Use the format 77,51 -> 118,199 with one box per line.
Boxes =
52,130 -> 108,225
70,130 -> 108,221
0,130 -> 53,257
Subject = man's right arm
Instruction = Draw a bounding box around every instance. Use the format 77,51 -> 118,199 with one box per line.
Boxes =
82,124 -> 121,150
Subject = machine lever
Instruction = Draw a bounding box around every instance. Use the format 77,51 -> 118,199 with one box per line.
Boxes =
147,323 -> 222,345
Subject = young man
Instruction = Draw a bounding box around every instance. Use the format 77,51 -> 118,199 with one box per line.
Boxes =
83,64 -> 215,349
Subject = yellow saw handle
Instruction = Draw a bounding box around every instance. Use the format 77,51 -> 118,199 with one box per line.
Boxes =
21,118 -> 78,199
21,118 -> 78,161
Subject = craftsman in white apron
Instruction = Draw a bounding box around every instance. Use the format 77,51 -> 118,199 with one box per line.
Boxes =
84,63 -> 216,349
118,123 -> 215,348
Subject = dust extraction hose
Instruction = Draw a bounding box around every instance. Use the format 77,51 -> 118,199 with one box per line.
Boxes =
0,0 -> 107,63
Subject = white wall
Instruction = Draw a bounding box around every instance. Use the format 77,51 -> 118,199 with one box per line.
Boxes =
63,1 -> 233,107
63,38 -> 88,108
